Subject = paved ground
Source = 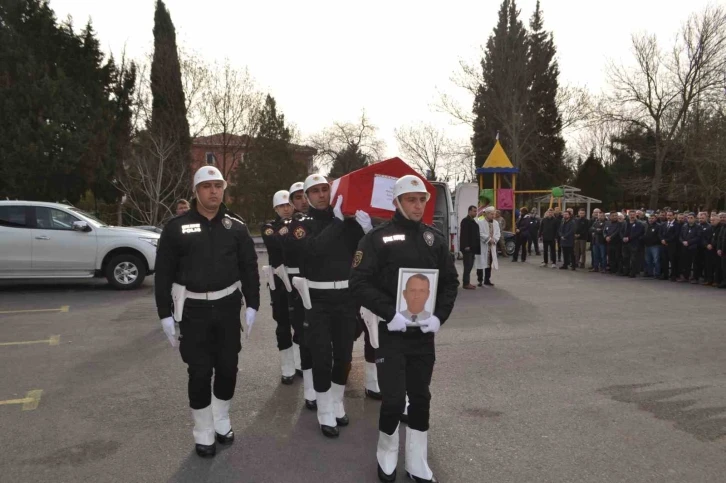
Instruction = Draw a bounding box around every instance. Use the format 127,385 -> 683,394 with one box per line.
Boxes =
1,255 -> 725,483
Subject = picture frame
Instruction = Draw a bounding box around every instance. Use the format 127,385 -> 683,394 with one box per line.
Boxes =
396,268 -> 439,326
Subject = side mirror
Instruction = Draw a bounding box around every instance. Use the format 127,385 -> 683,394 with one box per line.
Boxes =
72,221 -> 91,232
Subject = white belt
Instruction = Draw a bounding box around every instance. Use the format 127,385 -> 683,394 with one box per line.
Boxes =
185,281 -> 242,300
307,280 -> 349,290
287,267 -> 300,274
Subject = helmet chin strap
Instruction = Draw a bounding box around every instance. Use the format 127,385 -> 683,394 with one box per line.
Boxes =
194,188 -> 216,213
394,197 -> 411,220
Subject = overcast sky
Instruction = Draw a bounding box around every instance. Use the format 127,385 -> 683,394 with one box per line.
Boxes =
50,0 -> 716,157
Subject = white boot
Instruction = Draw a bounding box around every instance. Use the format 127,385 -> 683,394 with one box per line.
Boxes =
191,406 -> 215,446
377,424 -> 400,477
330,382 -> 348,424
405,427 -> 433,480
292,342 -> 302,372
303,369 -> 317,403
365,362 -> 381,394
316,390 -> 337,427
280,347 -> 296,380
211,395 -> 231,435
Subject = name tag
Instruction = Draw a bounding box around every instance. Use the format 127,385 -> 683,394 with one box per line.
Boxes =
181,223 -> 201,234
382,234 -> 406,243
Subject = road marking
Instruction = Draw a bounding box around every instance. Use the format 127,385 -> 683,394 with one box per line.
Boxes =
0,305 -> 69,315
0,335 -> 60,347
0,390 -> 43,411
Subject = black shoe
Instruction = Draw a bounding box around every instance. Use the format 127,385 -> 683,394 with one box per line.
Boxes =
718,284 -> 726,289
559,266 -> 568,270
195,443 -> 216,457
305,399 -> 318,410
366,389 -> 383,400
378,463 -> 397,482
336,415 -> 349,427
511,259 -> 518,262
400,413 -> 409,424
281,375 -> 295,385
484,281 -> 494,287
216,429 -> 234,445
321,425 -> 339,438
477,282 -> 483,287
407,471 -> 438,482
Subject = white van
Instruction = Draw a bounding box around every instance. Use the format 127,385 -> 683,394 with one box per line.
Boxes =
429,181 -> 456,254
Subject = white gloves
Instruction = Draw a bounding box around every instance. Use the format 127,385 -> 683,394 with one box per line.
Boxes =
245,308 -> 257,339
160,317 -> 177,347
387,312 -> 408,332
419,315 -> 441,334
355,210 -> 373,234
333,195 -> 344,221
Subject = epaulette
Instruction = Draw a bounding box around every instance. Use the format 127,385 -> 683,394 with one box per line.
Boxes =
369,220 -> 391,235
423,223 -> 445,237
224,213 -> 246,225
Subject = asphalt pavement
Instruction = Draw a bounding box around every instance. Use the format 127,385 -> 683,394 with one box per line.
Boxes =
1,255 -> 725,483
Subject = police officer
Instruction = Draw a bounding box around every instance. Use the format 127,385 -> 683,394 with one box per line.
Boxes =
283,181 -> 316,409
261,190 -> 298,384
350,175 -> 459,483
283,174 -> 371,438
155,166 -> 260,458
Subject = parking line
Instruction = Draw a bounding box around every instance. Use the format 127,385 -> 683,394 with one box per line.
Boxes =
0,335 -> 60,347
0,305 -> 69,315
0,390 -> 43,411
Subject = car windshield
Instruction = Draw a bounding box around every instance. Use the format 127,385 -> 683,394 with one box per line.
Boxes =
69,207 -> 108,227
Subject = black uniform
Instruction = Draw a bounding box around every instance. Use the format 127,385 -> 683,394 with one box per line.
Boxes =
704,223 -> 721,285
261,217 -> 298,351
679,223 -> 701,280
350,211 -> 459,435
604,220 -> 622,274
660,219 -> 680,280
695,222 -> 712,281
283,205 -> 364,392
155,202 -> 260,410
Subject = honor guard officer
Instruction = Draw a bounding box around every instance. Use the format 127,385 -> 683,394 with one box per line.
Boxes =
154,166 -> 260,458
350,175 -> 459,483
261,190 -> 299,384
284,181 -> 316,409
283,174 -> 372,438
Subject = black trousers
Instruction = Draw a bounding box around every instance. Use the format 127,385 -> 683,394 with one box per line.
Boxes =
305,291 -> 357,392
628,245 -> 643,277
556,237 -> 562,261
513,234 -> 528,261
462,251 -> 475,285
704,249 -> 721,284
607,243 -> 621,273
476,269 -> 484,284
694,247 -> 706,280
377,329 -> 435,435
290,291 -> 313,370
543,240 -> 556,264
620,245 -> 631,275
528,236 -> 540,255
680,248 -> 696,279
179,291 -> 242,410
270,281 -> 296,351
562,246 -> 574,268
355,315 -> 376,364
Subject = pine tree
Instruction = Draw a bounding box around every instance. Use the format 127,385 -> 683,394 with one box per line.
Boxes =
149,0 -> 190,170
328,143 -> 368,178
526,1 -> 566,187
232,95 -> 306,224
472,0 -> 531,186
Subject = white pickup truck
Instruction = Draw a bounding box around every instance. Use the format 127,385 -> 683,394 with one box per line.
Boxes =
0,201 -> 160,289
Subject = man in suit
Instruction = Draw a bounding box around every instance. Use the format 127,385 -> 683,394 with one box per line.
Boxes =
623,211 -> 645,278
660,210 -> 680,281
604,212 -> 622,274
678,213 -> 702,283
558,211 -> 575,270
401,274 -> 432,322
459,206 -> 479,290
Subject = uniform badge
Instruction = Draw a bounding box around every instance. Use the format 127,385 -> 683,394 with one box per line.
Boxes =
423,231 -> 434,246
294,226 -> 306,239
279,226 -> 288,236
353,250 -> 363,268
222,218 -> 232,229
264,227 -> 273,236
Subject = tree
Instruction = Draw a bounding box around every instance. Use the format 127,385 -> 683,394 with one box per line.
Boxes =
327,143 -> 369,179
394,123 -> 471,181
572,150 -> 611,207
308,112 -> 385,173
526,1 -> 567,186
231,95 -> 305,224
472,0 -> 534,186
0,0 -> 135,204
605,5 -> 726,207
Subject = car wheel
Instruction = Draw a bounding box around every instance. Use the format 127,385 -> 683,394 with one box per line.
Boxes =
106,254 -> 146,290
505,240 -> 516,256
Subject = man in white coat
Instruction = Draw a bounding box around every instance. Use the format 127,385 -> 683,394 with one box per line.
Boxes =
475,206 -> 500,287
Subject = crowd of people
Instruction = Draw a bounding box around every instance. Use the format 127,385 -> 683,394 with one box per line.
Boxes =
508,206 -> 726,287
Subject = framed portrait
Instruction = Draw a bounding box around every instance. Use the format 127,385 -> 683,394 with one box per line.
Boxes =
396,268 -> 439,325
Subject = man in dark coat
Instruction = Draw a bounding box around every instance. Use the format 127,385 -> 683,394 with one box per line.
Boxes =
558,211 -> 576,270
459,205 -> 480,290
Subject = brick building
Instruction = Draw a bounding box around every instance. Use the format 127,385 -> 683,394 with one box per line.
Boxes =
191,133 -> 316,184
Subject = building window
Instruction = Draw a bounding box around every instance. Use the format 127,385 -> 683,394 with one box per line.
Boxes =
205,152 -> 216,165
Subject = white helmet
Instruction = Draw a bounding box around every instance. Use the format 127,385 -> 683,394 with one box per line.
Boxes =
303,174 -> 328,193
272,190 -> 290,208
289,181 -> 304,195
394,175 -> 430,201
193,166 -> 227,191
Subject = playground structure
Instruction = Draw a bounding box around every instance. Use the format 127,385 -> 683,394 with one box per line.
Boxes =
474,139 -> 600,226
